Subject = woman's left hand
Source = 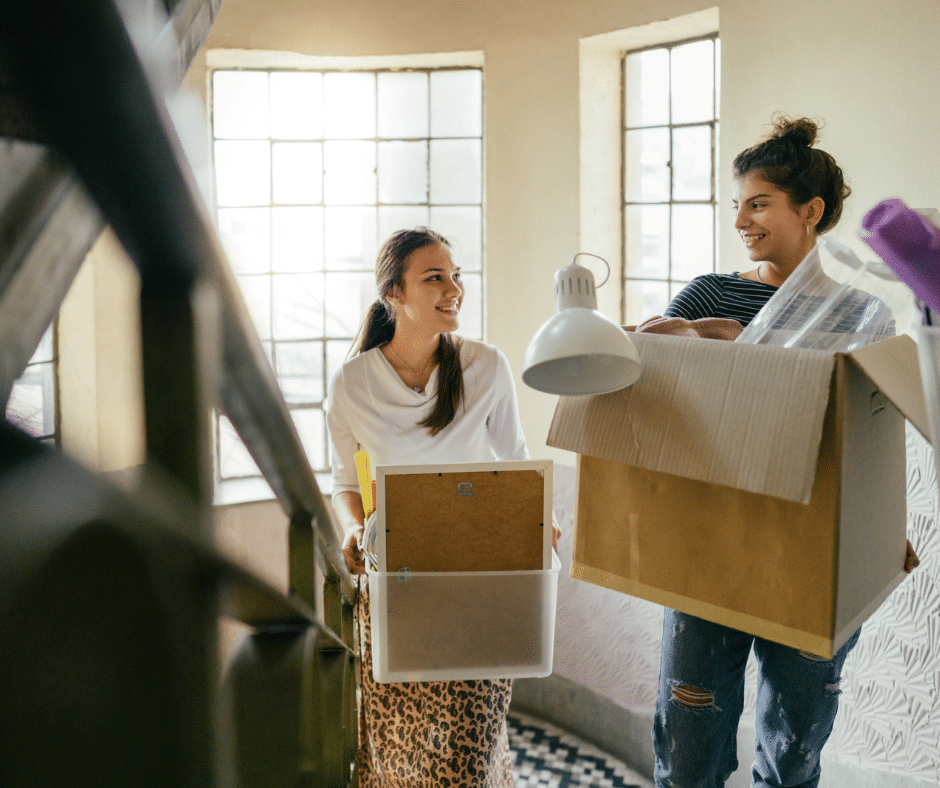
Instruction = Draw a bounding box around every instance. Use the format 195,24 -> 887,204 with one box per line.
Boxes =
636,315 -> 744,340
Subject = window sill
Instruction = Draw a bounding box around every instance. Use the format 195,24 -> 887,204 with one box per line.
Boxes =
213,473 -> 334,508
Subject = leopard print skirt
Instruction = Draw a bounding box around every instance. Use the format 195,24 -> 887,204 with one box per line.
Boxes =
356,578 -> 514,787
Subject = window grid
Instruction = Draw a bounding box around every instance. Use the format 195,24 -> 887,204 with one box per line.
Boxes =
210,66 -> 484,487
5,323 -> 59,446
622,35 -> 719,325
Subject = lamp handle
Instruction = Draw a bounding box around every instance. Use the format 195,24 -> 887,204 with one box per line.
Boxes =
572,252 -> 611,288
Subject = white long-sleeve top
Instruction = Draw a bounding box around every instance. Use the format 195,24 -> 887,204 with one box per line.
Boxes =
327,338 -> 530,499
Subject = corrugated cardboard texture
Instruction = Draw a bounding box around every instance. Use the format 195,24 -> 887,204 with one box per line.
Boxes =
571,400 -> 840,651
548,332 -> 835,504
384,469 -> 545,572
847,334 -> 929,440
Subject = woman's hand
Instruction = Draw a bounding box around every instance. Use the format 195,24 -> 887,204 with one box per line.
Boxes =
343,525 -> 367,574
905,539 -> 920,573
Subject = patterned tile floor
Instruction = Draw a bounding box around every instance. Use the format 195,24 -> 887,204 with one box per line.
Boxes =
508,711 -> 654,788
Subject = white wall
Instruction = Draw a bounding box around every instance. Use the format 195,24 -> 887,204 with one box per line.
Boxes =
718,0 -> 940,268
59,229 -> 144,472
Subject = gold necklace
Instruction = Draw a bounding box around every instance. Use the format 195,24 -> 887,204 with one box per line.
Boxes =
387,344 -> 434,393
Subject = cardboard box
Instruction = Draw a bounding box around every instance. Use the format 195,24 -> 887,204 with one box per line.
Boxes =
548,332 -> 929,657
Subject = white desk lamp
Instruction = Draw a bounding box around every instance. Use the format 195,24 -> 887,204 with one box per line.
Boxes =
522,253 -> 641,396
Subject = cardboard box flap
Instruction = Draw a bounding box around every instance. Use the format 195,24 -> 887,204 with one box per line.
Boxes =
846,334 -> 930,441
547,332 -> 836,503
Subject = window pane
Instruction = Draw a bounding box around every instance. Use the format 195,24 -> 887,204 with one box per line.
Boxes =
325,207 -> 378,270
429,139 -> 481,204
672,125 -> 712,201
625,280 -> 669,326
236,274 -> 272,340
671,204 -> 714,280
272,142 -> 323,204
218,415 -> 260,478
218,207 -> 270,274
379,206 -> 430,243
378,72 -> 429,138
30,325 -> 54,364
7,363 -> 54,437
276,340 -> 324,404
325,272 -> 377,338
625,204 -> 669,278
714,39 -> 721,117
625,49 -> 669,127
324,73 -> 376,139
625,127 -> 670,202
671,40 -> 714,124
457,272 -> 482,340
378,141 -> 428,204
324,141 -> 377,205
213,71 -> 269,139
327,339 -> 353,390
714,121 -> 721,189
291,408 -> 326,470
270,72 -> 322,139
215,140 -> 270,206
273,273 -> 324,340
272,207 -> 324,272
430,70 -> 482,138
430,206 -> 482,271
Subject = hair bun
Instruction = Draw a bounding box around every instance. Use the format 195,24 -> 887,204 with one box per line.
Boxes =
767,114 -> 820,148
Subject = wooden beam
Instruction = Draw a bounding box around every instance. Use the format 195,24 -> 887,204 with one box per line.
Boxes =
0,157 -> 103,403
0,0 -> 222,143
0,0 -> 225,394
1,0 -> 356,606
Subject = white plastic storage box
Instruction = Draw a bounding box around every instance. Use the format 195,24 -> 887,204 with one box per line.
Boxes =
368,553 -> 560,683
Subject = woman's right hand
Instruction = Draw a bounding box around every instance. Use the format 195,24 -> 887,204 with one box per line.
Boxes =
343,525 -> 366,574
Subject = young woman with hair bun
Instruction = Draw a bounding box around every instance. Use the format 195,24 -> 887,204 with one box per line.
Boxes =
640,116 -> 859,787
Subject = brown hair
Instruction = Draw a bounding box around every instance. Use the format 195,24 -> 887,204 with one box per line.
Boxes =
732,114 -> 851,234
353,227 -> 465,436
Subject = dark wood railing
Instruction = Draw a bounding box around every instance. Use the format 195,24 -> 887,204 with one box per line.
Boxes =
0,0 -> 358,784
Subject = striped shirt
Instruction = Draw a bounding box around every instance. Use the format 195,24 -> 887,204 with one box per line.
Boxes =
664,273 -> 777,328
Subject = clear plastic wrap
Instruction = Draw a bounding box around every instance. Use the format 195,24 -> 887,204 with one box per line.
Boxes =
736,235 -> 916,351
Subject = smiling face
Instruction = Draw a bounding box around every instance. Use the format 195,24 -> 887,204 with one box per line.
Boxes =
388,242 -> 463,337
732,173 -> 820,274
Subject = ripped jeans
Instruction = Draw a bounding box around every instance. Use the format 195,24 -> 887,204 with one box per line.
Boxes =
652,609 -> 860,788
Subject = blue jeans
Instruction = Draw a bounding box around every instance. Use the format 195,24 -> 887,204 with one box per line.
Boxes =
652,609 -> 860,788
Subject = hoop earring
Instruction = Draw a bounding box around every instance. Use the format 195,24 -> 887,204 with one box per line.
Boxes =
806,225 -> 811,237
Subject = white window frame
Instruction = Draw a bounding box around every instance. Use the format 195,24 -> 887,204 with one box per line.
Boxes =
207,52 -> 485,500
621,33 -> 720,325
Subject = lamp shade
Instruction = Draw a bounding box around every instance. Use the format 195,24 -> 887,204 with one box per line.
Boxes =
522,257 -> 641,396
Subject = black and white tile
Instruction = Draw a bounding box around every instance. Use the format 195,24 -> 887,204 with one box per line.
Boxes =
508,711 -> 654,788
